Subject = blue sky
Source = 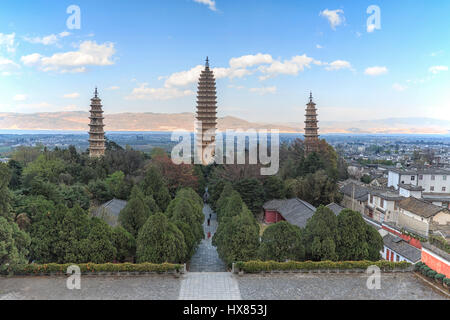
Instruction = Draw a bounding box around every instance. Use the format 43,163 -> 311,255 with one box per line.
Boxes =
0,0 -> 449,123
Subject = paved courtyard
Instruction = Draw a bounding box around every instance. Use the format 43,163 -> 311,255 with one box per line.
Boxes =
237,273 -> 448,300
1,272 -> 447,300
179,272 -> 241,300
0,275 -> 181,300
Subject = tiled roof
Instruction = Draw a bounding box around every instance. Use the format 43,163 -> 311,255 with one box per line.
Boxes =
326,203 -> 345,216
398,197 -> 445,218
340,183 -> 369,201
93,199 -> 128,227
263,198 -> 316,228
398,183 -> 424,192
383,233 -> 422,263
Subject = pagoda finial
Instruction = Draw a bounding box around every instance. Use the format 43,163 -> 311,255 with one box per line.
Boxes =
309,91 -> 313,102
94,87 -> 98,98
205,56 -> 209,68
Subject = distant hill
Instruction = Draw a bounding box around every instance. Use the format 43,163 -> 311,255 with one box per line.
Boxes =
0,112 -> 449,134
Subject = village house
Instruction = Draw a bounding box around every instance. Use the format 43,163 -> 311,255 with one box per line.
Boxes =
379,230 -> 421,264
340,182 -> 369,215
366,189 -> 403,224
396,197 -> 450,238
388,168 -> 450,194
263,198 -> 316,229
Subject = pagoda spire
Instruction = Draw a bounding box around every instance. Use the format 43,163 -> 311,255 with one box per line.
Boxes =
195,57 -> 217,165
88,88 -> 106,158
304,92 -> 320,154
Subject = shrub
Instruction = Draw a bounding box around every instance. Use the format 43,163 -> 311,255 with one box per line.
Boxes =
426,270 -> 437,278
7,262 -> 183,275
444,278 -> 450,286
435,273 -> 445,284
234,260 -> 411,273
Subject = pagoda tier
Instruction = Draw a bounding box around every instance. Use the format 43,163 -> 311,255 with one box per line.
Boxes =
304,92 -> 320,154
195,57 -> 217,164
88,88 -> 106,158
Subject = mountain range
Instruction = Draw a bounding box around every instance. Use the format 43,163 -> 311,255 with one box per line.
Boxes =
0,112 -> 449,134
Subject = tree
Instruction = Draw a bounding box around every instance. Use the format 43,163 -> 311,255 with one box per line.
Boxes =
8,160 -> 23,190
112,226 -> 136,262
22,154 -> 66,184
152,154 -> 199,196
88,179 -> 113,204
86,217 -> 117,263
0,163 -> 12,219
365,224 -> 384,261
136,213 -> 187,263
303,206 -> 339,261
234,178 -> 265,216
259,221 -> 305,262
263,175 -> 286,201
216,207 -> 260,266
61,183 -> 90,210
142,166 -> 171,211
336,209 -> 370,261
291,170 -> 341,207
118,186 -> 151,238
105,171 -> 129,200
0,217 -> 30,274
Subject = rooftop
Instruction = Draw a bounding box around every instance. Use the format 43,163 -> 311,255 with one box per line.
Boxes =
398,197 -> 445,218
263,198 -> 316,229
383,233 -> 422,263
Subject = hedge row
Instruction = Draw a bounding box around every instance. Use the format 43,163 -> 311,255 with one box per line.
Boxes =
234,260 -> 412,273
415,262 -> 449,287
4,263 -> 184,276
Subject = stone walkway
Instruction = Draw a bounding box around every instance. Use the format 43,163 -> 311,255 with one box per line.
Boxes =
189,204 -> 227,272
179,272 -> 241,300
179,203 -> 240,299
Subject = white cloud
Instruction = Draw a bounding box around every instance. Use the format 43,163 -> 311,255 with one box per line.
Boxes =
367,24 -> 376,33
193,0 -> 217,11
316,44 -> 323,49
229,54 -> 273,69
13,94 -> 27,101
63,92 -> 80,99
320,9 -> 345,30
21,41 -> 116,73
164,65 -> 204,87
325,60 -> 352,71
107,86 -> 120,90
24,31 -> 71,46
392,83 -> 407,92
259,54 -> 316,77
0,56 -> 19,70
364,66 -> 388,76
429,65 -> 448,74
59,31 -> 71,38
126,83 -> 194,100
0,33 -> 17,53
249,86 -> 277,95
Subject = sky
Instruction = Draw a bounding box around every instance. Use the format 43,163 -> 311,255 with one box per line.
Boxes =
0,0 -> 449,123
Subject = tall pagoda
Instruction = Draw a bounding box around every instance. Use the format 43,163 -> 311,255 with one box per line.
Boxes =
88,88 -> 106,158
304,92 -> 320,154
195,57 -> 217,165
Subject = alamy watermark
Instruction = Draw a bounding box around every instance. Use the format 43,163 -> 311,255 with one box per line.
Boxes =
366,265 -> 381,290
171,126 -> 280,176
367,5 -> 381,33
66,265 -> 81,290
66,5 -> 81,30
